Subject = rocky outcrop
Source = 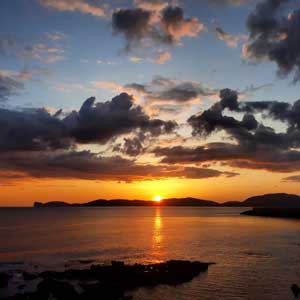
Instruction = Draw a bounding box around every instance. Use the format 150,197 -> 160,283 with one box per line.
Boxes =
2,260 -> 213,300
241,207 -> 300,219
0,272 -> 11,288
291,284 -> 300,298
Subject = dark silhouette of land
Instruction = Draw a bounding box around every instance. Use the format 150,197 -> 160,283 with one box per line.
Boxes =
241,207 -> 300,219
34,193 -> 300,208
1,260 -> 213,300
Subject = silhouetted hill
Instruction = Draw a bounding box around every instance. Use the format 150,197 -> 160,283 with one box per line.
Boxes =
34,198 -> 219,207
33,193 -> 300,208
34,201 -> 71,207
73,199 -> 153,207
243,193 -> 300,208
162,198 -> 219,206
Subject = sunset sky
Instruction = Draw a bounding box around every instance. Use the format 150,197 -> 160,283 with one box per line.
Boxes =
1,0 -> 300,206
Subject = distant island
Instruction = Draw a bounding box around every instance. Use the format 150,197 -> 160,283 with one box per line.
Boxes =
34,193 -> 300,208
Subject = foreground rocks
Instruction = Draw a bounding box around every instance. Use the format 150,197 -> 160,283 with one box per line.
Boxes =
0,273 -> 11,288
291,284 -> 300,298
2,260 -> 213,300
241,207 -> 300,219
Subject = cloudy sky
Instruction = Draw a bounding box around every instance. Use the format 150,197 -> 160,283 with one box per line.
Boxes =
1,0 -> 300,205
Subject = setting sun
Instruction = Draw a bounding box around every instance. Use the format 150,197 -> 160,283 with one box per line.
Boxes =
153,195 -> 162,202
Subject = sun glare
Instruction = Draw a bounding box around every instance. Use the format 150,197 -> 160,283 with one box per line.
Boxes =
153,195 -> 162,202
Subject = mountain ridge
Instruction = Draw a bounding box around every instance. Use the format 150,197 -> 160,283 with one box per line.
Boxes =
34,193 -> 300,208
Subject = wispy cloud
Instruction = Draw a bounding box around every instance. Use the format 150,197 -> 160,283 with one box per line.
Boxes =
213,22 -> 247,48
0,34 -> 66,64
45,31 -> 67,41
38,0 -> 111,18
22,43 -> 65,63
152,50 -> 172,64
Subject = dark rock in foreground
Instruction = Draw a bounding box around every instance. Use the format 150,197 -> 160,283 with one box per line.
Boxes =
3,260 -> 213,300
22,271 -> 38,281
291,284 -> 300,298
241,207 -> 300,219
0,272 -> 11,288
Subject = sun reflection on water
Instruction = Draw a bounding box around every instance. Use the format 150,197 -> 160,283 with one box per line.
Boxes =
151,207 -> 163,263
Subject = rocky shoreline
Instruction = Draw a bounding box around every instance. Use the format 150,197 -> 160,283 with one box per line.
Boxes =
0,260 -> 214,300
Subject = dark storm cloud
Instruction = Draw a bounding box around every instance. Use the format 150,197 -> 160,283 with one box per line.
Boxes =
244,0 -> 300,81
0,150 -> 237,181
113,132 -> 146,157
154,142 -> 300,172
188,96 -> 258,137
64,93 -> 177,143
219,88 -> 239,111
0,107 -> 71,151
112,8 -> 153,50
0,93 -> 177,151
236,98 -> 300,130
188,88 -> 300,148
152,88 -> 300,173
0,74 -> 24,101
112,5 -> 203,50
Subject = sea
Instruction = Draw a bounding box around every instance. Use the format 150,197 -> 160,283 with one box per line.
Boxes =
0,207 -> 299,299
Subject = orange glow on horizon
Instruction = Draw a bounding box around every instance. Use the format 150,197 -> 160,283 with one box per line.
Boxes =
1,169 -> 300,206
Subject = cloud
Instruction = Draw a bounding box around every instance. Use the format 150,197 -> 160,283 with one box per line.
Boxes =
96,59 -> 115,65
0,93 -> 177,151
22,43 -> 65,63
125,76 -> 218,103
0,150 -> 238,182
160,6 -> 204,42
0,34 -> 65,64
38,0 -> 110,18
282,175 -> 300,182
1,68 -> 49,81
45,31 -> 67,41
152,88 -> 300,173
0,106 -> 72,151
112,5 -> 204,51
214,25 -> 247,48
153,142 -> 300,172
152,50 -> 172,64
92,81 -> 123,92
113,131 -> 146,156
65,93 -> 177,144
0,68 -> 49,101
129,56 -> 144,63
0,35 -> 17,56
134,0 -> 167,11
0,73 -> 24,102
243,0 -> 300,81
94,76 -> 219,116
208,0 -> 256,5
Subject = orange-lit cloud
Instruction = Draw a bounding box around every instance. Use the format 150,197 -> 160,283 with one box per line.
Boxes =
38,0 -> 110,18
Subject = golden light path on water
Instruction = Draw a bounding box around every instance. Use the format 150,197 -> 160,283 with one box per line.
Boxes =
152,207 -> 163,262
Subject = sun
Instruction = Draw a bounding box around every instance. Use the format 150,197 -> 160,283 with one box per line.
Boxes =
153,195 -> 162,202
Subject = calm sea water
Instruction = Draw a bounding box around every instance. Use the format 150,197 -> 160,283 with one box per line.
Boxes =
0,207 -> 300,299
